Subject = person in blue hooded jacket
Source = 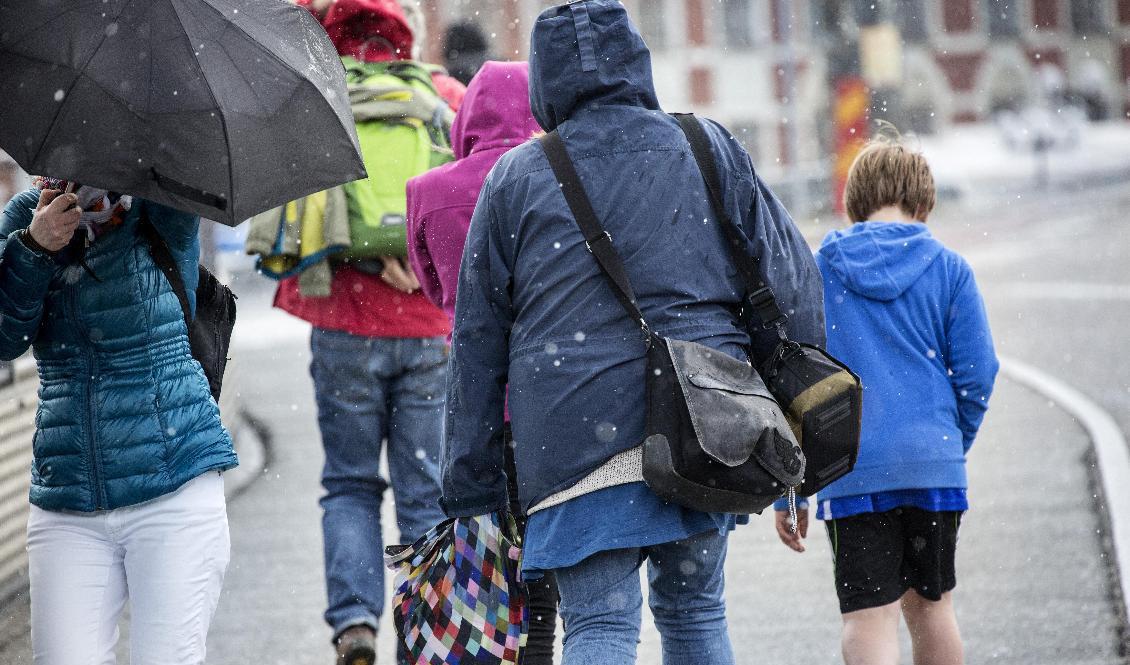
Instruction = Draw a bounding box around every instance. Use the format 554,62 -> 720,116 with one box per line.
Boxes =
0,180 -> 237,663
773,135 -> 998,665
441,2 -> 824,663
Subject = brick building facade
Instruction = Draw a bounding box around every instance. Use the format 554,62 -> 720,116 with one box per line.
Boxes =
418,0 -> 1130,185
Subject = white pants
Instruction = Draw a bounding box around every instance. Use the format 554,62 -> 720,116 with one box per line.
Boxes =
27,471 -> 230,665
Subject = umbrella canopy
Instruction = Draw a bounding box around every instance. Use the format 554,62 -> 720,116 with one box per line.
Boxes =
0,0 -> 366,225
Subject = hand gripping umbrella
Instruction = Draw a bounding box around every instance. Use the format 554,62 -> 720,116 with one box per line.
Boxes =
0,0 -> 367,225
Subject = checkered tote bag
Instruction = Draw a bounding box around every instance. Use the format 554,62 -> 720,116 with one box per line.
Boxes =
385,513 -> 527,665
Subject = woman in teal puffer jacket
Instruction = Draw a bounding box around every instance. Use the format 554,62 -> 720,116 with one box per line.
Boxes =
0,182 -> 238,664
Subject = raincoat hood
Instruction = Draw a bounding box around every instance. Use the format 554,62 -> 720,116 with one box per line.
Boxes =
818,222 -> 945,301
452,61 -> 539,160
298,0 -> 413,62
528,0 -> 660,131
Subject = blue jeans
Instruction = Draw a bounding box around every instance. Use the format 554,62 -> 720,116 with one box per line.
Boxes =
553,529 -> 735,665
310,330 -> 448,638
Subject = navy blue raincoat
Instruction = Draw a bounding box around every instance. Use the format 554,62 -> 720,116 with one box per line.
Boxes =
441,0 -> 824,518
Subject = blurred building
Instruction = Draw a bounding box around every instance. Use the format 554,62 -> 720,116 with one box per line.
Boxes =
896,0 -> 1130,127
419,0 -> 1130,204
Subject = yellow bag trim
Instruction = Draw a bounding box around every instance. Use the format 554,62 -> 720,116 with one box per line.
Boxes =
783,371 -> 860,445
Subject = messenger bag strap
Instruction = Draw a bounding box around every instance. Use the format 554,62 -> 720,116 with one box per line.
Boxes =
673,113 -> 788,331
137,208 -> 193,330
539,131 -> 650,339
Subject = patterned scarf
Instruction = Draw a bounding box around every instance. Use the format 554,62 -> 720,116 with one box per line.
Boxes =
34,177 -> 132,242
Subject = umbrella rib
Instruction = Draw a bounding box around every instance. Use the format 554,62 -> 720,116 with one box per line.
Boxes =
168,0 -> 350,218
28,1 -> 134,171
5,51 -> 156,126
189,0 -> 315,85
166,0 -> 233,216
200,3 -> 350,139
215,38 -> 269,110
0,0 -> 109,51
146,2 -> 154,136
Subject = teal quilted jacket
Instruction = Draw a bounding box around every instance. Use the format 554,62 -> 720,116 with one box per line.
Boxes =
0,189 -> 237,512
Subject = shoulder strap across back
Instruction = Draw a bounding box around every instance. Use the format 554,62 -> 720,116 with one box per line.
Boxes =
538,115 -> 791,343
672,113 -> 787,331
138,208 -> 193,330
539,131 -> 649,339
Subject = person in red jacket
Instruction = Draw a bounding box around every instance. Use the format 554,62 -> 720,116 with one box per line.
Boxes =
287,2 -> 465,664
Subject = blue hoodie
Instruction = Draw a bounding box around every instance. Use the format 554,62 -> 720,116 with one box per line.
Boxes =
815,222 -> 998,501
440,0 -> 824,519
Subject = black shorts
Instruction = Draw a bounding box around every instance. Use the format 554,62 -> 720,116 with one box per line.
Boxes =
825,507 -> 961,614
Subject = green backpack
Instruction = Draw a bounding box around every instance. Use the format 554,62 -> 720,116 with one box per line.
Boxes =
339,57 -> 455,259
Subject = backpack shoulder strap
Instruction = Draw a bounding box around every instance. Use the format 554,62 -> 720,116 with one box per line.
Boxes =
388,60 -> 444,91
420,62 -> 450,77
673,113 -> 787,331
138,208 -> 193,327
538,131 -> 649,339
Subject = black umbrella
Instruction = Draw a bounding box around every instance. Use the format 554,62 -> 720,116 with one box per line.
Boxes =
0,0 -> 366,225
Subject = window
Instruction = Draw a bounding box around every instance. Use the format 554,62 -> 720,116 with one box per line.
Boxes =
637,0 -> 667,50
1032,0 -> 1059,30
722,0 -> 754,49
985,0 -> 1020,37
896,0 -> 930,43
1071,0 -> 1106,34
689,66 -> 714,105
941,0 -> 975,33
809,0 -> 843,42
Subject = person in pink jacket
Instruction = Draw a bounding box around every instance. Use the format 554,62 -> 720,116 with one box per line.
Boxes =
405,60 -> 558,665
407,61 -> 539,326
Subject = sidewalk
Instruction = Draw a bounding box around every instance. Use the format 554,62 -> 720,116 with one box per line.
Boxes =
202,326 -> 1123,664
0,285 -> 1122,663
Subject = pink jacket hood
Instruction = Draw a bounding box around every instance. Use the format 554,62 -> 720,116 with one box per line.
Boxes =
405,61 -> 539,329
451,61 -> 540,160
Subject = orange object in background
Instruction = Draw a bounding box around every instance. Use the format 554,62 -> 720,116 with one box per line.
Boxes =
832,77 -> 870,216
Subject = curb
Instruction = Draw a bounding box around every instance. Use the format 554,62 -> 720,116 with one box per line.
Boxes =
1000,356 -> 1130,646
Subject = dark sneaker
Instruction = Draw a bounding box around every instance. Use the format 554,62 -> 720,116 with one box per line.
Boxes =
335,625 -> 376,665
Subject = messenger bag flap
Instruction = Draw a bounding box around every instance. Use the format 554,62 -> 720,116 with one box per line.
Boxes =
666,337 -> 799,481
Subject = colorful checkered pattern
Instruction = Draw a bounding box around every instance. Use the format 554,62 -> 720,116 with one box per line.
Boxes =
385,513 -> 527,665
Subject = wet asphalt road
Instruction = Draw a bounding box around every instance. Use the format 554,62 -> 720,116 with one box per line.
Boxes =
0,179 -> 1127,664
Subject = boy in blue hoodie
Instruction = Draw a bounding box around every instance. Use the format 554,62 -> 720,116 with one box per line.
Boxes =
774,136 -> 998,665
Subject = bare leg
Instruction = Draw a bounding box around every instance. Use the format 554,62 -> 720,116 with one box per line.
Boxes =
901,590 -> 964,665
841,600 -> 901,665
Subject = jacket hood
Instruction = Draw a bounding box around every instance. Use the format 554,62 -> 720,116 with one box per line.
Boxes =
297,0 -> 412,62
528,0 -> 660,131
452,61 -> 540,160
818,222 -> 944,301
